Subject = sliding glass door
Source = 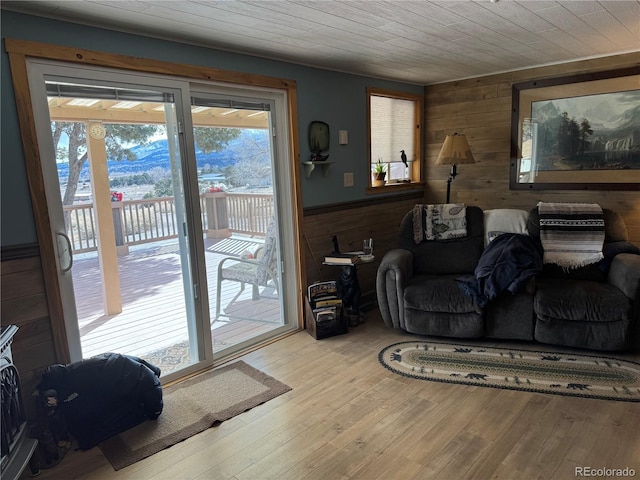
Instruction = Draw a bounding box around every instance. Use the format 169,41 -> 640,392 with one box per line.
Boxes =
26,60 -> 299,382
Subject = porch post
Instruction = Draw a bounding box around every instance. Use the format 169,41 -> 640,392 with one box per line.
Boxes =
204,191 -> 231,238
87,121 -> 122,315
111,202 -> 129,256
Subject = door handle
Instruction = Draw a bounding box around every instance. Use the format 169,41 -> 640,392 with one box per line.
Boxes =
56,231 -> 73,273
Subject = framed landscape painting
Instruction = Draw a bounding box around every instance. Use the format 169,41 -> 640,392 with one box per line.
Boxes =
510,67 -> 640,190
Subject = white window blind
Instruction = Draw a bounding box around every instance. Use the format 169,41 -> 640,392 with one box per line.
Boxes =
370,95 -> 415,165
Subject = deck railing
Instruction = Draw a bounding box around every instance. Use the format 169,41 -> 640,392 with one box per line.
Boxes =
64,204 -> 98,253
63,192 -> 274,254
227,193 -> 275,235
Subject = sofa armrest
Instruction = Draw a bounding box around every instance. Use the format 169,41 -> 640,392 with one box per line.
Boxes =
376,249 -> 413,329
608,253 -> 640,300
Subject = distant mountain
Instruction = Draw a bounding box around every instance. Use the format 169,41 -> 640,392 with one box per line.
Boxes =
57,128 -> 269,181
531,100 -> 560,124
532,96 -> 640,152
591,104 -> 640,154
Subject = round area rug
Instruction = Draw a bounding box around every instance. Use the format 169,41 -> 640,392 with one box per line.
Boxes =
378,341 -> 640,402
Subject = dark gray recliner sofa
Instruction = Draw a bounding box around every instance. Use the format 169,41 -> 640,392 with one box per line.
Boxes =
376,205 -> 640,351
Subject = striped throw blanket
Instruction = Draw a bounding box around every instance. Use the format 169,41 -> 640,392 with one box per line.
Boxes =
538,202 -> 605,269
413,203 -> 467,243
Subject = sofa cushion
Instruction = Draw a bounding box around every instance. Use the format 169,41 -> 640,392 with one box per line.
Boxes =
483,208 -> 529,246
537,262 -> 608,282
535,278 -> 630,323
399,206 -> 484,275
405,275 -> 480,314
534,317 -> 630,351
404,311 -> 484,338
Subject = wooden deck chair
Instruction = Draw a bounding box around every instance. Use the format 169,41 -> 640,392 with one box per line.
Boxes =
215,219 -> 279,319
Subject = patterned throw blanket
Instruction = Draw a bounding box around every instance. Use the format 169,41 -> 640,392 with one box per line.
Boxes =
538,202 -> 605,269
413,203 -> 467,243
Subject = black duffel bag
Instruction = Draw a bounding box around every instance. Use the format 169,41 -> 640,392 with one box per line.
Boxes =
36,352 -> 163,450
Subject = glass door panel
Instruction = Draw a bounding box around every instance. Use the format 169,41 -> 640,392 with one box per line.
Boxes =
47,80 -> 199,373
26,64 -> 207,380
190,94 -> 287,356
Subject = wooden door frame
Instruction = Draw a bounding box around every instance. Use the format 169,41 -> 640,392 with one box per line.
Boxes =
5,38 -> 304,364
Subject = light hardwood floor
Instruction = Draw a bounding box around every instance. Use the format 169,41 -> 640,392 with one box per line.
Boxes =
23,310 -> 640,480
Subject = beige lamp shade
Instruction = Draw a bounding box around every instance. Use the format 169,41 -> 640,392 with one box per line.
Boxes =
435,133 -> 476,165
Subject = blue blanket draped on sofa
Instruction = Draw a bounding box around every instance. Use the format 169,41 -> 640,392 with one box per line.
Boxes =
457,233 -> 542,308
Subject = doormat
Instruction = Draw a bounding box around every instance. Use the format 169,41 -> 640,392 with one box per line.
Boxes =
378,341 -> 640,402
99,361 -> 291,470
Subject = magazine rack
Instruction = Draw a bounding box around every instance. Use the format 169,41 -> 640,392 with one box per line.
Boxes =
305,298 -> 348,340
305,281 -> 348,340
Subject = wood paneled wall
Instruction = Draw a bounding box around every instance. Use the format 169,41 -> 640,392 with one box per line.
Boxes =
2,192 -> 421,418
302,194 -> 421,299
1,248 -> 57,419
424,52 -> 640,244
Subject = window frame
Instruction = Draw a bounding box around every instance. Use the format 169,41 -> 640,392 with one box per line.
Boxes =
366,86 -> 424,193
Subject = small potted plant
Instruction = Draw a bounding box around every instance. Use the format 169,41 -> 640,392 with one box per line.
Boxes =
372,157 -> 386,187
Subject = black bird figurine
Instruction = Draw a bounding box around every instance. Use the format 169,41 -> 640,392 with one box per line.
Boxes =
400,149 -> 408,167
311,152 -> 330,162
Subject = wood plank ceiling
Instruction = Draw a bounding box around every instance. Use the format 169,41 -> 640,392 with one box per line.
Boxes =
3,1 -> 639,85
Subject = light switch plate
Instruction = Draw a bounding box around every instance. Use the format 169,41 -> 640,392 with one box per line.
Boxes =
344,172 -> 354,187
339,130 -> 348,145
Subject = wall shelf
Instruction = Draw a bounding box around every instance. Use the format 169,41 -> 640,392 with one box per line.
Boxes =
302,161 -> 334,178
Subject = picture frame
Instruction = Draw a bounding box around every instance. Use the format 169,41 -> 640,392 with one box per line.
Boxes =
510,67 -> 640,191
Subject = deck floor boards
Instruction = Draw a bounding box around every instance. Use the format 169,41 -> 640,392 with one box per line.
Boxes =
71,236 -> 282,372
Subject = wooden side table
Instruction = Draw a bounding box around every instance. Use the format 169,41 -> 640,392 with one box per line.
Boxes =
325,254 -> 374,326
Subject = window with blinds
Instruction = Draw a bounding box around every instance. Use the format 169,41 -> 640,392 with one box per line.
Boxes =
367,87 -> 422,189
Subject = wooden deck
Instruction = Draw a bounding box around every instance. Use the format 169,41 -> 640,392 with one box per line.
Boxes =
71,235 -> 282,374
